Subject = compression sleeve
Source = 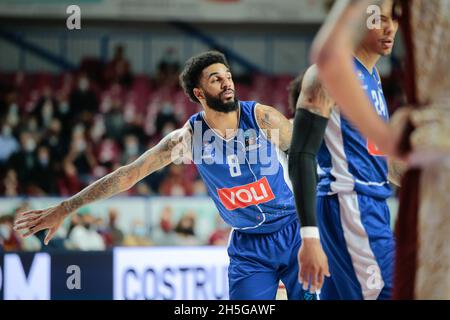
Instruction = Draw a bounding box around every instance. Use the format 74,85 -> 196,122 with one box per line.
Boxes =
288,108 -> 328,229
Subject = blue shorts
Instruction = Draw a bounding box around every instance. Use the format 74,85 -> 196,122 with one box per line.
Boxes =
317,192 -> 395,300
227,218 -> 316,300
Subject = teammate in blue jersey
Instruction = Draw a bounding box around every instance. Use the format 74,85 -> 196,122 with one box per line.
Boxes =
14,51 -> 327,300
288,0 -> 404,300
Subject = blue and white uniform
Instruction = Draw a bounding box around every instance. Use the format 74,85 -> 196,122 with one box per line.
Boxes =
188,101 -> 313,300
317,58 -> 395,300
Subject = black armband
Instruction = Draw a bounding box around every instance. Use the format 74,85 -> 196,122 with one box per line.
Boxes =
288,108 -> 328,227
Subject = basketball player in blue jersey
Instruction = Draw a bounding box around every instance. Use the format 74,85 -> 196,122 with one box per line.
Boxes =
288,0 -> 403,300
14,51 -> 325,300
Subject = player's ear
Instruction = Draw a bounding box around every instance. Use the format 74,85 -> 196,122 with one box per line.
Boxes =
193,88 -> 204,101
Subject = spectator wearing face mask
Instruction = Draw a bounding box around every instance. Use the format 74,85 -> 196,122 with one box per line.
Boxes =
123,219 -> 152,247
32,86 -> 58,129
3,91 -> 20,128
103,99 -> 126,141
65,125 -> 97,187
42,118 -> 66,161
33,145 -> 57,195
7,131 -> 39,194
120,134 -> 141,165
55,92 -> 73,143
67,207 -> 105,251
69,74 -> 99,126
118,134 -> 153,196
173,211 -> 201,246
0,123 -> 19,170
155,101 -> 179,138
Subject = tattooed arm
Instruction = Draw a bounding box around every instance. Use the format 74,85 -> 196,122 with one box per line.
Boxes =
61,124 -> 192,213
255,103 -> 293,152
311,0 -> 400,157
297,65 -> 334,118
14,124 -> 192,244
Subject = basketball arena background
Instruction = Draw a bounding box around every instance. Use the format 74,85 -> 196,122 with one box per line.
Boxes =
0,0 -> 402,300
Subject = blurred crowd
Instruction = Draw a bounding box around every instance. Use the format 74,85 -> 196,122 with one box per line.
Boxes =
0,45 -> 208,198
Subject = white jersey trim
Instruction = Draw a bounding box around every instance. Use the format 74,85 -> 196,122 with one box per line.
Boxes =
355,179 -> 389,187
324,108 -> 356,193
276,147 -> 293,193
337,192 -> 385,300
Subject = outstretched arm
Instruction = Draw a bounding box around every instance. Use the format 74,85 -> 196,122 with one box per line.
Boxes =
311,0 -> 399,157
288,65 -> 333,293
61,124 -> 192,213
14,124 -> 192,244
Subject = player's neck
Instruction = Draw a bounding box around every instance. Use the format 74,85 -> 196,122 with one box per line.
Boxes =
354,48 -> 380,72
203,107 -> 240,140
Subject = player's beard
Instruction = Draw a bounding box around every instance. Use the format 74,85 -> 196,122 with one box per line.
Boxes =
204,91 -> 239,114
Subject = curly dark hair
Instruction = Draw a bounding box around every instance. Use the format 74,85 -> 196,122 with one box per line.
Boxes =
179,51 -> 230,103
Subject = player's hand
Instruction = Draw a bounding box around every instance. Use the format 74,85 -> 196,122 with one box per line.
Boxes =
13,204 -> 68,245
298,238 -> 331,294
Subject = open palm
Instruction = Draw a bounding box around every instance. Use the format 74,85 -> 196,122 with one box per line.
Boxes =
14,205 -> 67,245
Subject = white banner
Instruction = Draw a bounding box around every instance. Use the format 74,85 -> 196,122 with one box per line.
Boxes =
0,0 -> 328,23
3,253 -> 51,300
113,246 -> 229,300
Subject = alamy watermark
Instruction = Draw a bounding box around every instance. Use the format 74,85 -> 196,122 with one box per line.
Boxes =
66,5 -> 81,30
367,5 -> 382,30
170,121 -> 284,176
366,264 -> 384,290
66,264 -> 81,290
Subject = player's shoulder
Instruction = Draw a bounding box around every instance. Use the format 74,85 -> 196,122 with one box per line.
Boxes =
237,100 -> 259,121
299,64 -> 326,97
187,111 -> 204,132
188,110 -> 203,123
297,64 -> 334,116
169,121 -> 194,143
303,64 -> 320,84
253,102 -> 274,121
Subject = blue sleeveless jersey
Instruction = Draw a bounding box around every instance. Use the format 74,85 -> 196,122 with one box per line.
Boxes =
188,101 -> 297,234
317,58 -> 392,199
